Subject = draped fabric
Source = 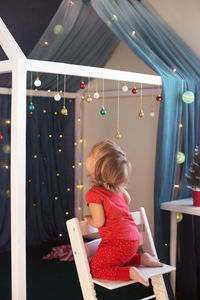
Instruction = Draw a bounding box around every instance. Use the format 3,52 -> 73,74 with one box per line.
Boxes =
0,0 -> 119,251
91,1 -> 200,299
28,0 -> 119,91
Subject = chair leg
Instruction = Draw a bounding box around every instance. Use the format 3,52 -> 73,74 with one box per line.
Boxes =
151,275 -> 169,300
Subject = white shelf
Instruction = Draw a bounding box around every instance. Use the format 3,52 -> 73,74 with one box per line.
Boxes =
160,198 -> 200,216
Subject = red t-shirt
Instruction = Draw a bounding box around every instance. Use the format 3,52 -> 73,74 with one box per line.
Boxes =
86,186 -> 141,241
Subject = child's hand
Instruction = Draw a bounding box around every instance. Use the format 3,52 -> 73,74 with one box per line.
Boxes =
83,215 -> 91,223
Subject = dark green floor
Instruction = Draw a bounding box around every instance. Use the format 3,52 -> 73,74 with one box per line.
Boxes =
0,244 -> 154,300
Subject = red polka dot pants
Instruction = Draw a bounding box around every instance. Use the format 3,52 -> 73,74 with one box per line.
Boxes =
90,239 -> 141,281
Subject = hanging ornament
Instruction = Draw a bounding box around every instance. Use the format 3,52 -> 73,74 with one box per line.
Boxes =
61,75 -> 68,116
29,72 -> 35,111
177,212 -> 183,223
100,107 -> 106,115
93,78 -> 100,99
156,94 -> 162,101
177,152 -> 185,164
54,93 -> 61,101
182,91 -> 194,104
86,78 -> 92,103
138,83 -> 144,118
139,109 -> 144,118
115,81 -> 121,139
61,106 -> 68,115
115,131 -> 121,139
100,78 -> 106,115
34,73 -> 41,87
150,111 -> 155,117
86,95 -> 92,103
28,103 -> 35,111
122,82 -> 128,92
54,74 -> 61,101
132,85 -> 137,94
80,77 -> 85,89
0,134 -> 3,141
150,85 -> 155,117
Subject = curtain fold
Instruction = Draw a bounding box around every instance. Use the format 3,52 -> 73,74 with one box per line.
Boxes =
91,1 -> 200,299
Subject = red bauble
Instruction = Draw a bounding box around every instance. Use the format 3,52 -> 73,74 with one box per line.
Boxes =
80,83 -> 85,89
0,134 -> 3,141
132,87 -> 137,94
156,94 -> 162,101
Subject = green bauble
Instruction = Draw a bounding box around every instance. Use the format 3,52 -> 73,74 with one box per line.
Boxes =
177,212 -> 183,223
177,152 -> 185,164
182,91 -> 194,104
28,103 -> 35,111
100,107 -> 106,115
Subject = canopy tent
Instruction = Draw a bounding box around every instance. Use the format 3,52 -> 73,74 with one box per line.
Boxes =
0,18 -> 161,300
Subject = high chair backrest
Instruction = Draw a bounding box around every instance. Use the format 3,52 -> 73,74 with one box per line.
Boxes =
66,207 -> 174,300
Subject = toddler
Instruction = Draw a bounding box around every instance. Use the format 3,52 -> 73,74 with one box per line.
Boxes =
84,140 -> 162,287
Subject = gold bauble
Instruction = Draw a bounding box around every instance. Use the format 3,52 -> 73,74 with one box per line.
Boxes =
86,96 -> 92,103
61,106 -> 68,115
115,131 -> 121,139
138,109 -> 144,118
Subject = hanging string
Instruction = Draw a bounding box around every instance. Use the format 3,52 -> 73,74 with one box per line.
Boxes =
117,80 -> 120,132
64,74 -> 66,107
150,85 -> 155,117
61,75 -> 68,115
30,72 -> 32,104
86,77 -> 92,103
100,78 -> 106,114
115,80 -> 121,139
28,72 -> 35,111
138,83 -> 144,118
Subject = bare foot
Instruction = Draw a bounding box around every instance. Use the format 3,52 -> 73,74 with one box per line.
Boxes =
141,252 -> 163,267
129,267 -> 149,287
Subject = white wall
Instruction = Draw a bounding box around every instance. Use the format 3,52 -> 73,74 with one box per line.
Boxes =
82,42 -> 160,234
147,0 -> 200,59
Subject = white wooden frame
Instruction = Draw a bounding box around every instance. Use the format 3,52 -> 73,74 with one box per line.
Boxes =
0,18 -> 162,300
67,207 -> 175,300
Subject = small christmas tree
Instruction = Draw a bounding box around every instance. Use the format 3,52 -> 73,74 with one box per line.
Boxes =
186,146 -> 200,189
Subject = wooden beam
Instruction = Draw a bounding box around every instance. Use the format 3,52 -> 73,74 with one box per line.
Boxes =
27,59 -> 162,86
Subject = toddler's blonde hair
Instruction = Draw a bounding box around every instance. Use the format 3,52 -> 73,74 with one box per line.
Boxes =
90,140 -> 131,192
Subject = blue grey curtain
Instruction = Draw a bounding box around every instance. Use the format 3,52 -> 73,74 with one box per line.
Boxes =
91,1 -> 200,299
0,0 -> 119,251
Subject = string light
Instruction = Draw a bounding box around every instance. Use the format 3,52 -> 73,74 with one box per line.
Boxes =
174,184 -> 180,188
44,41 -> 49,46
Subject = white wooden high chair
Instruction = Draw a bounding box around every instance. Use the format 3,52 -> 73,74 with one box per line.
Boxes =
66,207 -> 175,300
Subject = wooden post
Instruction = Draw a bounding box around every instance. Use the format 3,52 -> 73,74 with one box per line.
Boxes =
11,59 -> 27,300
